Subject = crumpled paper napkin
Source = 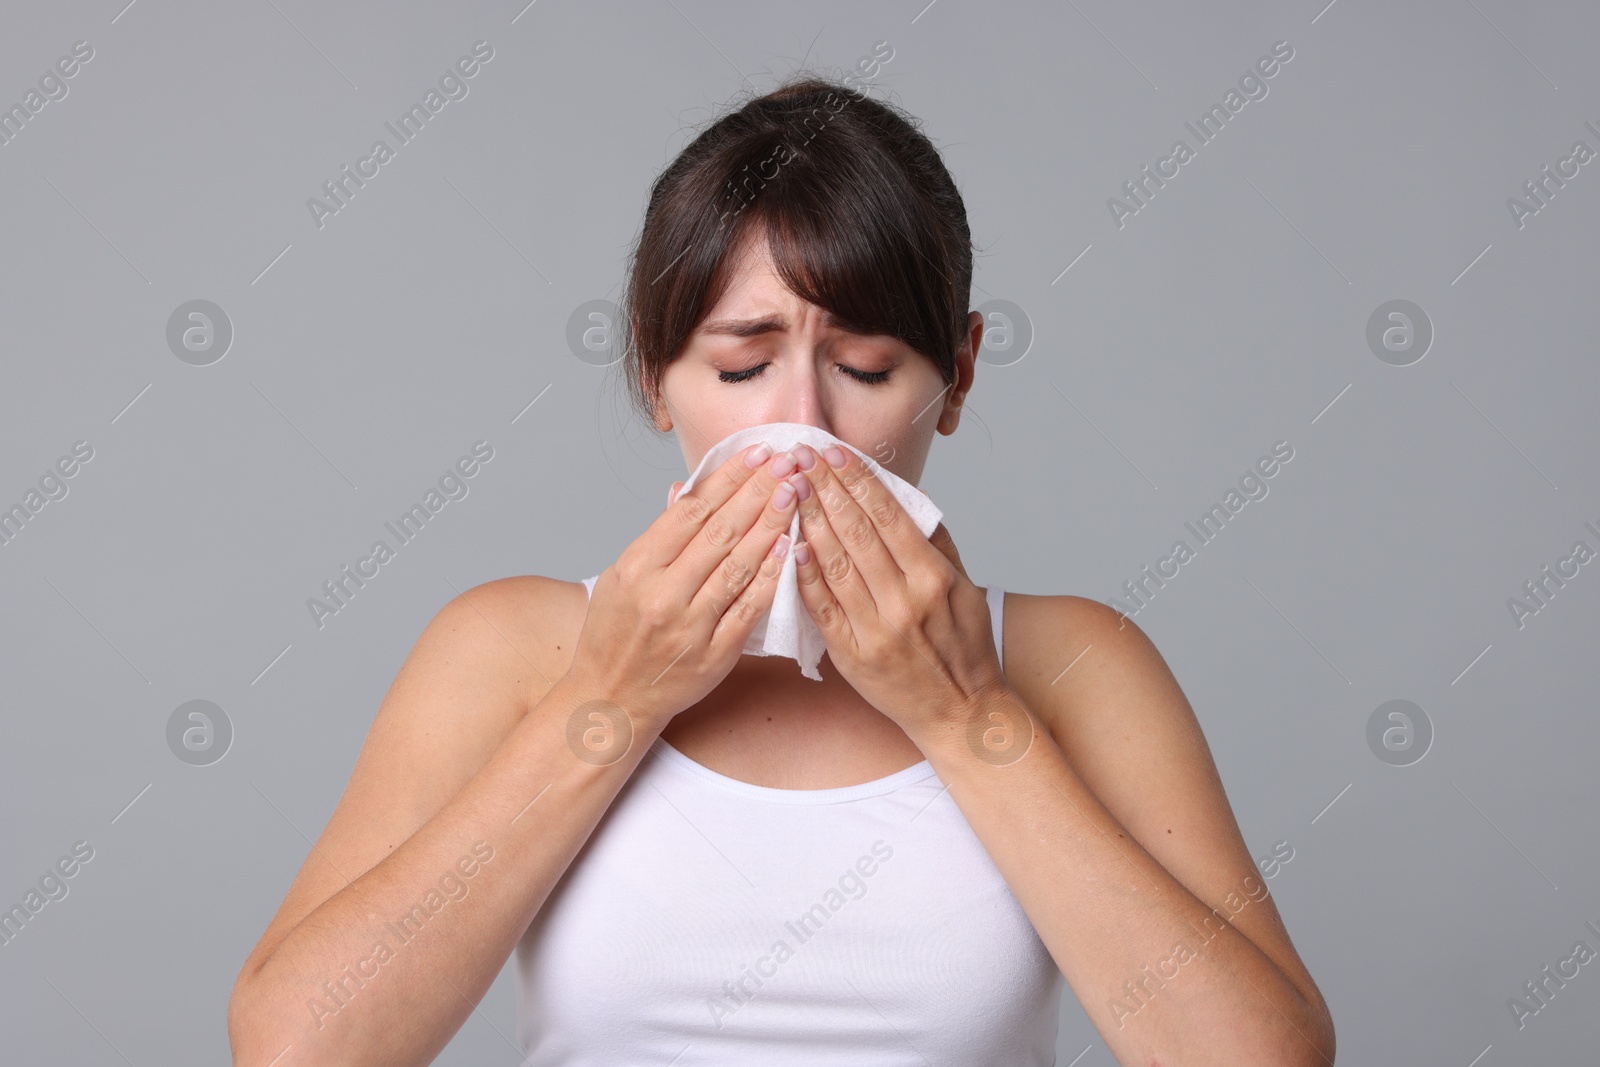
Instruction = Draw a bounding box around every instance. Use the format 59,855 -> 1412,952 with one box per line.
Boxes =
676,422 -> 943,681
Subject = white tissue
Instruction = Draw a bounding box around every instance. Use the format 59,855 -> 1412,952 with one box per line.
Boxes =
676,422 -> 944,681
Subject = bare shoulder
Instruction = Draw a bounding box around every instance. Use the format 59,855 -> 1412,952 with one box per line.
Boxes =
1001,589 -> 1221,826
438,573 -> 590,701
998,591 -> 1146,710
230,573 -> 589,991
311,572 -> 585,841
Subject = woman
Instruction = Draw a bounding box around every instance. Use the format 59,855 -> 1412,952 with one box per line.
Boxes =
228,76 -> 1334,1066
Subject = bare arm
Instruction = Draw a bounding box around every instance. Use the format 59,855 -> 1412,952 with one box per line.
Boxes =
226,578 -> 663,1067
930,595 -> 1336,1065
229,442 -> 803,1066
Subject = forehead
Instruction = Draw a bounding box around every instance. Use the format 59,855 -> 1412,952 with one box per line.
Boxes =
692,222 -> 892,343
694,230 -> 825,336
707,228 -> 787,304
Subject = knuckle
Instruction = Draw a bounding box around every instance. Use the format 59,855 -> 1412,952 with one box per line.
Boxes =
840,518 -> 875,551
841,468 -> 872,500
822,553 -> 853,584
637,593 -> 671,629
746,467 -> 778,496
808,596 -> 841,631
744,546 -> 777,583
761,503 -> 794,533
719,463 -> 752,494
728,590 -> 761,625
703,513 -> 739,548
757,549 -> 785,581
718,553 -> 754,592
678,493 -> 711,524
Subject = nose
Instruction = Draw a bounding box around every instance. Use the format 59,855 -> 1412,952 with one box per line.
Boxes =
772,360 -> 832,436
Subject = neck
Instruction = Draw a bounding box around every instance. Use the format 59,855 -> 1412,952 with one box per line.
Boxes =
671,652 -> 884,731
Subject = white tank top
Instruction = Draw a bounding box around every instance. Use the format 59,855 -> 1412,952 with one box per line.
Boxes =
511,577 -> 1064,1065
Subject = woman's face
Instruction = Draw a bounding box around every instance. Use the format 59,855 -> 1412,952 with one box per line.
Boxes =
650,228 -> 980,487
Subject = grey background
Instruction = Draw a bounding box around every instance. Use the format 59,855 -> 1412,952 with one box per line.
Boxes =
1,0 -> 1596,1063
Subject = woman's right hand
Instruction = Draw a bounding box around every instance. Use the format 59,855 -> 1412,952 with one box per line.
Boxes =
566,442 -> 809,732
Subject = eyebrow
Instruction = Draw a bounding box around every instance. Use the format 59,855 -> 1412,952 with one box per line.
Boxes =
695,311 -> 875,338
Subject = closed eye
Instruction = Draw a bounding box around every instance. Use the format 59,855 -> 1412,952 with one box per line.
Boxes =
717,363 -> 891,385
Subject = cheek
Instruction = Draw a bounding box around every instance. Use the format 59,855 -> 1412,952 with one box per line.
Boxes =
840,418 -> 920,473
864,390 -> 935,460
864,434 -> 902,467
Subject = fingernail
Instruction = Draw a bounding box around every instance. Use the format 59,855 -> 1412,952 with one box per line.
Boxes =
773,533 -> 791,558
771,450 -> 797,477
792,444 -> 817,470
824,445 -> 848,469
773,481 -> 796,508
745,443 -> 773,468
794,540 -> 812,565
791,473 -> 812,501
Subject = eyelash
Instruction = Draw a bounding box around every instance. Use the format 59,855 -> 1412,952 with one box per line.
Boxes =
717,363 -> 891,385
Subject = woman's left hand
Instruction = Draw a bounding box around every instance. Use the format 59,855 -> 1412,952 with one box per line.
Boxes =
790,442 -> 1013,739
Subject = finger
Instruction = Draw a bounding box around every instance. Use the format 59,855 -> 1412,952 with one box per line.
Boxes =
792,534 -> 849,648
685,464 -> 804,618
804,443 -> 928,571
794,443 -> 904,607
673,449 -> 804,600
642,443 -> 776,568
791,463 -> 877,623
667,480 -> 683,508
710,504 -> 797,650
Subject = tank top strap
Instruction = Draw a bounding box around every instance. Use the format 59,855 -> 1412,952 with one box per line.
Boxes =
986,582 -> 1005,672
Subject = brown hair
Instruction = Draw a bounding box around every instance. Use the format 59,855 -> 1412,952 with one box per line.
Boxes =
617,73 -> 974,429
